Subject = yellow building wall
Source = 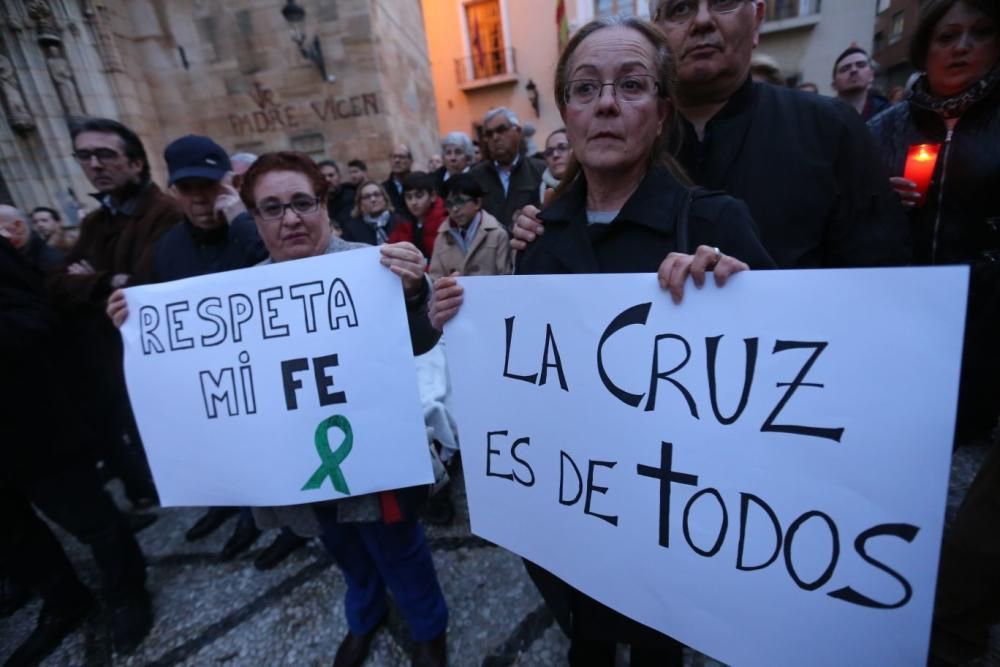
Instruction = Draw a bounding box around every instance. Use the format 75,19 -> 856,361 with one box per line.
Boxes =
421,0 -> 583,151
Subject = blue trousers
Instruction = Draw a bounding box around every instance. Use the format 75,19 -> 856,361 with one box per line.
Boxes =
315,513 -> 447,641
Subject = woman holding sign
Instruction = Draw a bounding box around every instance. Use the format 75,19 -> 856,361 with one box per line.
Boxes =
865,1 -> 1000,663
431,15 -> 773,667
109,152 -> 449,667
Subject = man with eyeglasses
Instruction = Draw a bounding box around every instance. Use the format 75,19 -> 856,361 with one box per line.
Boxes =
383,143 -> 415,220
831,46 -> 889,121
49,118 -> 178,513
21,116 -> 173,659
141,135 -> 312,570
515,1 -> 910,270
470,107 -> 546,230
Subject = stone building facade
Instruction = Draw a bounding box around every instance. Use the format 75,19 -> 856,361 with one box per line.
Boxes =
0,0 -> 439,221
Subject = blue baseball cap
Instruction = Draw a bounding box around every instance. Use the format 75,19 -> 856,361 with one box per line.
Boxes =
164,135 -> 231,185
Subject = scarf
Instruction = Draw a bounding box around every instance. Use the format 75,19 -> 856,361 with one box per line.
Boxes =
363,210 -> 392,244
909,63 -> 1000,120
541,168 -> 561,190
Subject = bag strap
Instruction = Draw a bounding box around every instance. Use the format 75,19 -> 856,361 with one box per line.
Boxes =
676,188 -> 693,255
676,186 -> 729,254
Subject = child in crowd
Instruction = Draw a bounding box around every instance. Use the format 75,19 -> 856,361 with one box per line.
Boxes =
387,171 -> 447,262
429,174 -> 511,279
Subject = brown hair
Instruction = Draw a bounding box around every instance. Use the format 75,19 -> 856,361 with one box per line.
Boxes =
239,151 -> 329,209
350,180 -> 395,218
551,15 -> 690,199
910,0 -> 1000,70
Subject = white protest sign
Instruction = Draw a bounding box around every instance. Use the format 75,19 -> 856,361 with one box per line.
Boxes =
445,267 -> 968,667
120,246 -> 433,507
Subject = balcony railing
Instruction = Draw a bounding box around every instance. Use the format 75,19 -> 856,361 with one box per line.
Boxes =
455,48 -> 518,86
765,0 -> 821,22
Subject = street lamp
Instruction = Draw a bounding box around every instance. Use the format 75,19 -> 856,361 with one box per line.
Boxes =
280,0 -> 334,82
526,79 -> 540,117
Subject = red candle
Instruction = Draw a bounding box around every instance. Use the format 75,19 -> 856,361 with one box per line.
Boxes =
903,144 -> 941,205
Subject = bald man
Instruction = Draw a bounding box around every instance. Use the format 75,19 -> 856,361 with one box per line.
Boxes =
0,204 -> 63,272
383,143 -> 415,219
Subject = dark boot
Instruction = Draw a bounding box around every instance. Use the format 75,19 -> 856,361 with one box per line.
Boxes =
0,575 -> 32,617
5,589 -> 94,667
254,530 -> 308,570
412,630 -> 447,667
333,628 -> 380,667
420,491 -> 455,527
126,511 -> 158,533
220,514 -> 261,561
110,590 -> 153,655
185,507 -> 238,541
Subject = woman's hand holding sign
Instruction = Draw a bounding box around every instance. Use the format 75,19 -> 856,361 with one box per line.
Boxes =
107,288 -> 129,328
379,241 -> 426,298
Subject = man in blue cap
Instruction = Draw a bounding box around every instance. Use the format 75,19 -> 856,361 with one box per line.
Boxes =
150,135 -> 308,565
153,134 -> 265,282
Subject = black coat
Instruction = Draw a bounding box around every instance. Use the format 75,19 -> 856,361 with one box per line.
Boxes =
868,81 -> 1000,442
523,166 -> 775,275
517,166 -> 774,645
21,232 -> 64,273
0,238 -> 85,482
327,184 -> 357,228
470,154 -> 546,230
674,77 -> 911,269
153,213 -> 268,282
382,176 -> 415,223
341,213 -> 408,246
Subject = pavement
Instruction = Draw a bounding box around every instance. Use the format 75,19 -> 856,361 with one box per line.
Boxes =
1,444 -> 996,667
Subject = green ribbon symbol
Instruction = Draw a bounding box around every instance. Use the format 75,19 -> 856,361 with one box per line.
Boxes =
302,415 -> 353,494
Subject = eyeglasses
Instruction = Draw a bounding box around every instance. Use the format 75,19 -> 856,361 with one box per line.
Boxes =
73,148 -> 124,164
543,143 -> 571,158
444,195 -> 474,210
655,0 -> 746,24
359,191 -> 384,201
391,153 -> 411,160
253,195 -> 321,221
483,123 -> 515,139
564,75 -> 660,106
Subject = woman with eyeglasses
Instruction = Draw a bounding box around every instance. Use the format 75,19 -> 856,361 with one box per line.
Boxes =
340,180 -> 408,246
431,15 -> 772,667
245,153 -> 449,667
110,152 -> 449,666
540,128 -> 572,203
865,2 -> 1000,664
428,174 -> 512,280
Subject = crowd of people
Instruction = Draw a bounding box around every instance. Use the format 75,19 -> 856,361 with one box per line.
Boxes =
2,0 -> 998,666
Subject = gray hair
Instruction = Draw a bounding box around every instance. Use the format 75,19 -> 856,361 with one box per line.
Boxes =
483,107 -> 521,129
230,152 -> 258,167
0,204 -> 27,224
441,131 -> 474,158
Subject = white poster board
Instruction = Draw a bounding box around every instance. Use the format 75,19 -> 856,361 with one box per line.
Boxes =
444,267 -> 968,667
120,246 -> 433,507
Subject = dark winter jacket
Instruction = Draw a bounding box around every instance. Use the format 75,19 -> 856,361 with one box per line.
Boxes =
470,154 -> 546,229
518,165 -> 774,644
327,184 -> 357,228
48,181 -> 181,311
522,166 -> 775,276
21,232 -> 64,273
0,238 -> 85,481
868,76 -> 1000,442
674,77 -> 910,269
341,213 -> 409,246
153,213 -> 268,282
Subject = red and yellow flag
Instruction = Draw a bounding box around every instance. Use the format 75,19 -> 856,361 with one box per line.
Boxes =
556,0 -> 569,51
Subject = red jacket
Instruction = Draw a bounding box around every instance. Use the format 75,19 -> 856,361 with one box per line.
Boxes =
387,196 -> 447,263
